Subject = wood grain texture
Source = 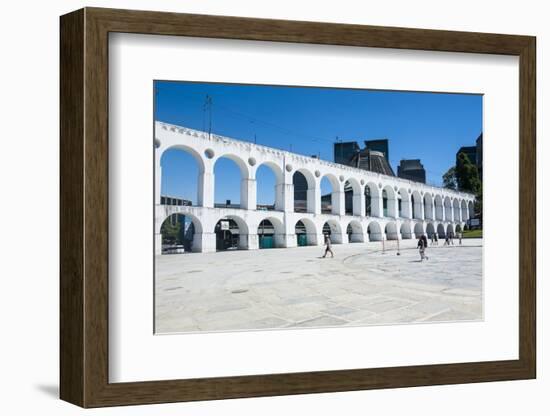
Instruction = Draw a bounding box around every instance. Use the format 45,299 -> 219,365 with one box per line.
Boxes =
59,7 -> 537,408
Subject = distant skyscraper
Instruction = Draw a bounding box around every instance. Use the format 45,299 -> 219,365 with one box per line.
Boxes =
397,159 -> 426,183
334,141 -> 359,165
364,139 -> 390,163
333,139 -> 394,176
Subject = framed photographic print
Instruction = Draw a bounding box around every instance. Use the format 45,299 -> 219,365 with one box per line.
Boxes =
60,7 -> 536,408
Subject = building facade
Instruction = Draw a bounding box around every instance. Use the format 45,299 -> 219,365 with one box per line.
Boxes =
155,122 -> 476,254
397,159 -> 426,183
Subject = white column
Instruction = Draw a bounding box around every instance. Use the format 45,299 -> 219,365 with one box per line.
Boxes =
192,233 -> 216,253
309,184 -> 321,214
402,198 -> 413,219
155,233 -> 162,255
155,159 -> 162,205
276,182 -> 293,212
198,170 -> 214,208
353,193 -> 366,216
332,191 -> 345,216
240,233 -> 258,250
241,178 -> 256,210
371,195 -> 383,217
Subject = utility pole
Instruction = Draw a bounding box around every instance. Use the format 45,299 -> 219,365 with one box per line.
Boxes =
203,94 -> 213,138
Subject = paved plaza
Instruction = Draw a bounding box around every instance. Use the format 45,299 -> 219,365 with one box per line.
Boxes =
155,238 -> 483,334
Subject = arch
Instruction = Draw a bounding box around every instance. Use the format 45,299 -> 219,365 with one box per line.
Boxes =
414,222 -> 424,237
293,169 -> 316,213
385,221 -> 399,240
455,223 -> 463,233
364,182 -> 381,217
444,196 -> 453,220
344,177 -> 363,216
400,222 -> 413,239
446,223 -> 455,237
160,146 -> 203,206
411,190 -> 423,219
321,173 -> 341,215
434,195 -> 444,220
322,219 -> 343,244
257,217 -> 285,249
426,222 -> 436,238
453,198 -> 461,221
213,214 -> 250,251
423,193 -> 434,220
255,161 -> 284,211
161,144 -> 205,174
437,223 -> 446,238
468,200 -> 475,219
367,220 -> 383,241
346,219 -> 364,243
214,153 -> 249,178
461,199 -> 468,221
159,212 -> 203,254
214,155 -> 248,209
398,188 -> 411,218
382,185 -> 397,218
295,218 -> 318,246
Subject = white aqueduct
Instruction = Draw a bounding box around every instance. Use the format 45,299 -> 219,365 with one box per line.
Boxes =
155,121 -> 476,254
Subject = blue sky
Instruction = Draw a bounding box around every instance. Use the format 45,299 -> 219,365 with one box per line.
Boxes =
155,81 -> 482,205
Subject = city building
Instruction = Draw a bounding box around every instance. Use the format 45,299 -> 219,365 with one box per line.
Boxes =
334,139 -> 394,176
397,159 -> 426,183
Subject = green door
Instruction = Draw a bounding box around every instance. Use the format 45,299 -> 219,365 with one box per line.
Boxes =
259,235 -> 274,249
297,234 -> 308,247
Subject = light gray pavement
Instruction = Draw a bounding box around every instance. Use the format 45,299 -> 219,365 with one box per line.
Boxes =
155,238 -> 483,334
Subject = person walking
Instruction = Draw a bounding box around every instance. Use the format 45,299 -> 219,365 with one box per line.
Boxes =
321,234 -> 334,258
417,235 -> 429,261
458,232 -> 462,245
434,233 -> 438,246
430,233 -> 435,245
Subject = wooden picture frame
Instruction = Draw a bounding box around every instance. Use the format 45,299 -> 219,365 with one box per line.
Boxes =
60,7 -> 536,408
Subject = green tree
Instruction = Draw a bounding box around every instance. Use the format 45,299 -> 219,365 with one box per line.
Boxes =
455,152 -> 481,195
442,166 -> 457,190
160,216 -> 182,245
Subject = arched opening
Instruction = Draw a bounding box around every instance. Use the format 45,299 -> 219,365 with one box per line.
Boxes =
414,222 -> 424,238
385,222 -> 399,240
461,200 -> 468,221
367,221 -> 382,241
411,191 -> 423,219
446,223 -> 455,237
160,213 -> 201,254
400,222 -> 412,239
321,174 -> 340,214
256,162 -> 283,211
346,220 -> 364,243
468,201 -> 475,219
382,186 -> 397,218
437,223 -> 446,238
160,147 -> 202,206
344,178 -> 362,216
364,184 -> 374,217
293,169 -> 315,213
444,197 -> 452,220
424,193 -> 434,220
455,224 -> 463,233
453,199 -> 461,221
323,220 -> 343,244
426,222 -> 436,239
214,155 -> 248,209
214,216 -> 249,251
295,219 -> 318,246
434,195 -> 444,220
398,189 -> 411,218
258,219 -> 275,249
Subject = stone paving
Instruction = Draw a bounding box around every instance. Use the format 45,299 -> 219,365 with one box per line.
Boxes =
155,238 -> 483,334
